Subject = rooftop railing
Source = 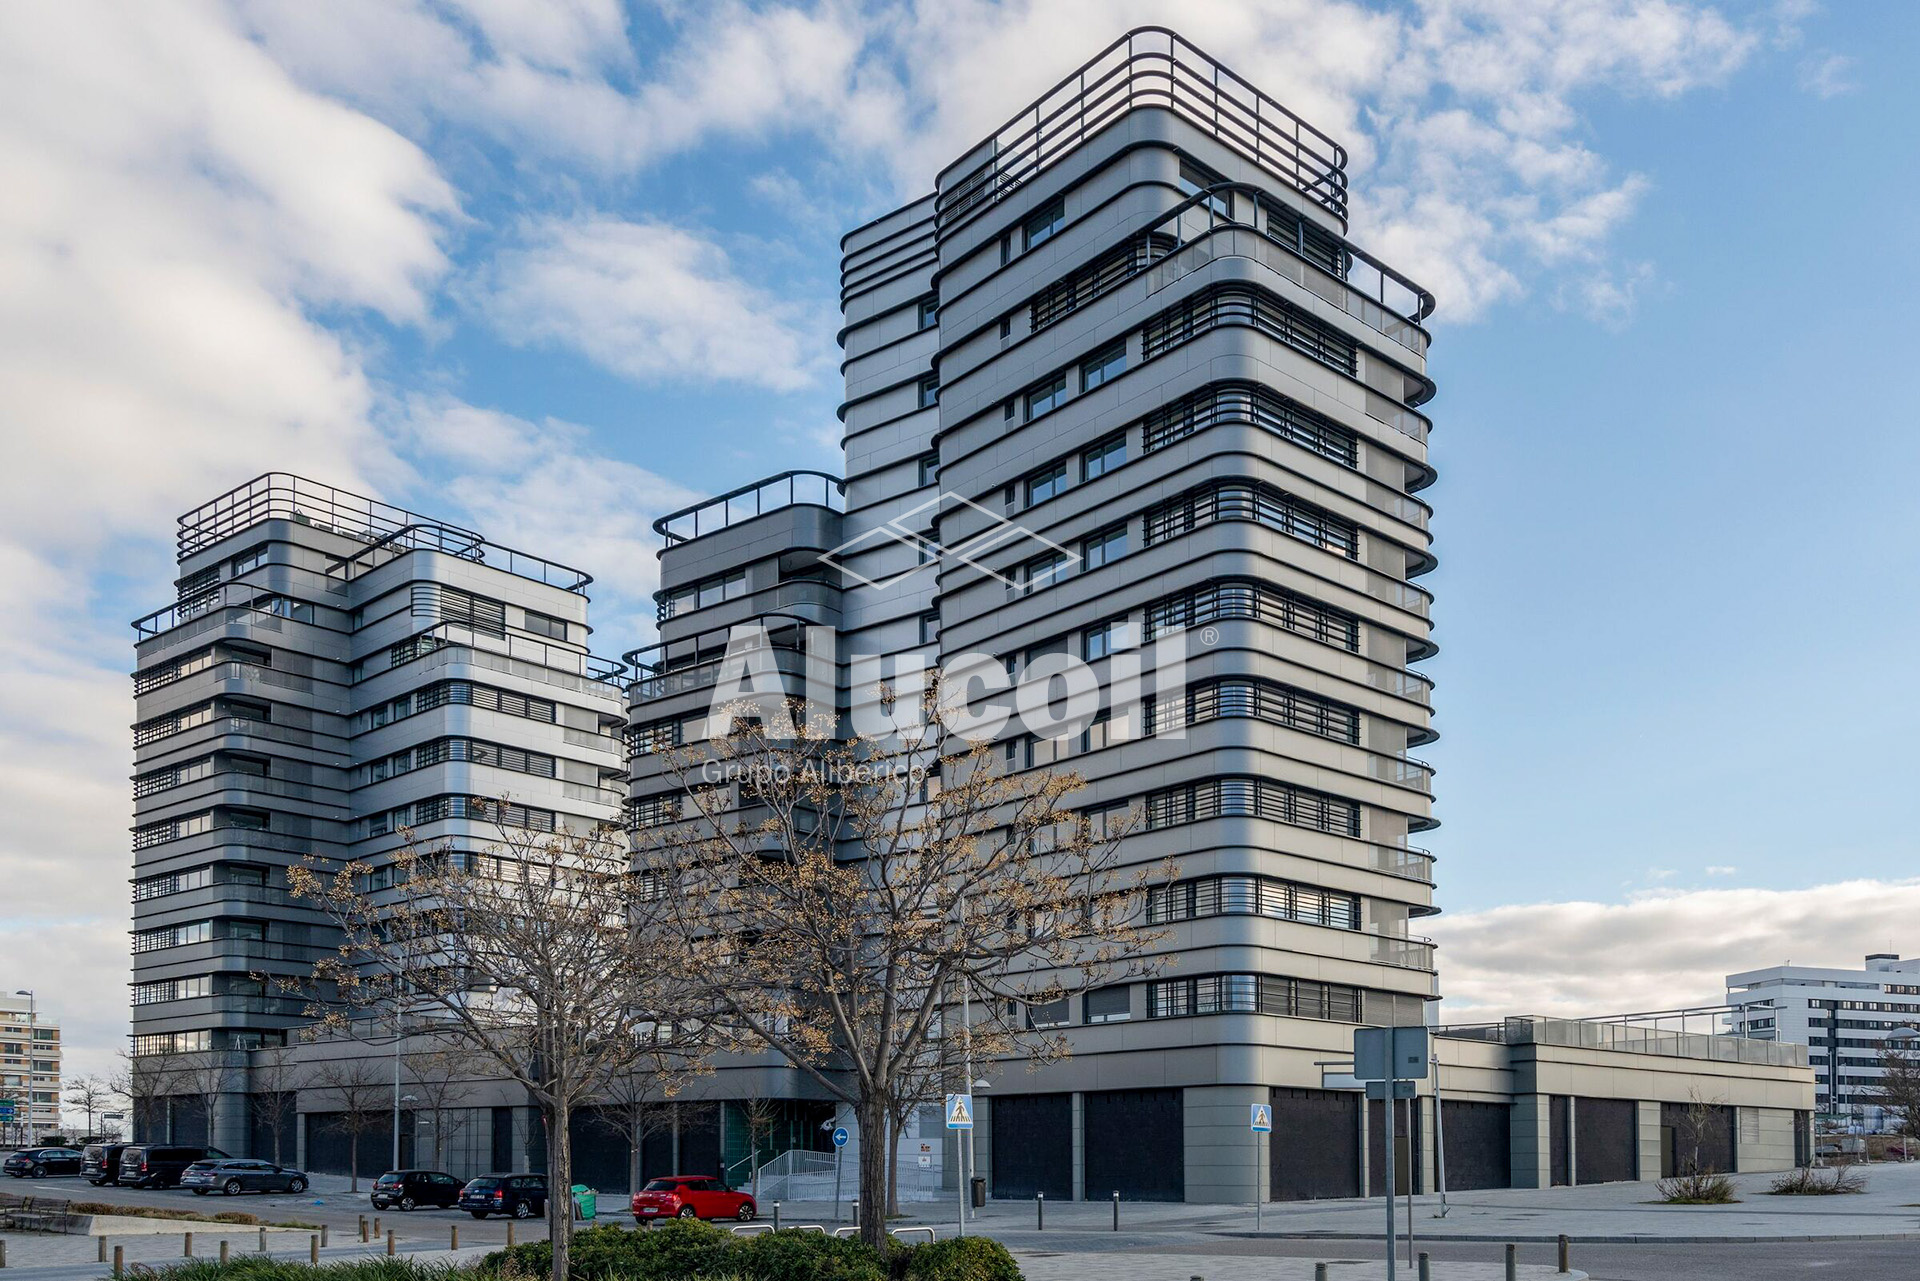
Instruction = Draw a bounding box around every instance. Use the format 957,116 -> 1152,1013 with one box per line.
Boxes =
936,27 -> 1349,233
653,471 -> 846,546
178,473 -> 461,557
1436,1007 -> 1809,1069
326,522 -> 592,594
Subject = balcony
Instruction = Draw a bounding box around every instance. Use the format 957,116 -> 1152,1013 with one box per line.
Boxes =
380,621 -> 626,689
653,471 -> 845,547
625,614 -> 815,703
937,26 -> 1348,231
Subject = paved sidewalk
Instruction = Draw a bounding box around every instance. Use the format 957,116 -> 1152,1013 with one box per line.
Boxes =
1016,1254 -> 1584,1280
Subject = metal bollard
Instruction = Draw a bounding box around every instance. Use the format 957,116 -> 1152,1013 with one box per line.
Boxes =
185,1231 -> 194,1257
1036,1191 -> 1044,1231
220,1241 -> 230,1264
387,1231 -> 396,1258
1506,1242 -> 1518,1281
852,1199 -> 859,1227
361,1216 -> 369,1243
773,1201 -> 781,1232
115,1245 -> 125,1278
1112,1190 -> 1119,1231
320,1226 -> 329,1248
1314,1265 -> 1328,1281
373,1217 -> 382,1238
507,1223 -> 516,1247
309,1235 -> 319,1264
1418,1252 -> 1431,1281
451,1225 -> 459,1250
259,1228 -> 268,1253
0,1239 -> 6,1269
98,1236 -> 107,1262
1558,1234 -> 1571,1274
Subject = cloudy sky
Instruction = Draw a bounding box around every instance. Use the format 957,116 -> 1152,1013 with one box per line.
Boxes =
2,0 -> 1915,1094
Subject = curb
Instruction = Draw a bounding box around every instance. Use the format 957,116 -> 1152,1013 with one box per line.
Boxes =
1216,1230 -> 1920,1244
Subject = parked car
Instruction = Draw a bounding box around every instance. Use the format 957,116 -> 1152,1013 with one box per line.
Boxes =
114,1144 -> 229,1188
371,1169 -> 464,1210
631,1175 -> 756,1222
81,1144 -> 130,1185
179,1158 -> 309,1196
458,1173 -> 547,1219
3,1147 -> 83,1178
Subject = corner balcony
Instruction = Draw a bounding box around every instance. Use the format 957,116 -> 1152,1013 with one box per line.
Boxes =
653,471 -> 845,547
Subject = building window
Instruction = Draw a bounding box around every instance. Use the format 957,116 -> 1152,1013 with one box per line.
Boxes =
1083,617 -> 1130,661
412,583 -> 506,636
1081,524 -> 1127,570
1142,776 -> 1360,837
1024,373 -> 1067,420
917,454 -> 941,487
228,544 -> 269,576
1176,160 -> 1232,217
1142,481 -> 1358,560
919,376 -> 940,408
1026,998 -> 1069,1029
1079,339 -> 1127,391
917,297 -> 939,330
1083,986 -> 1130,1024
999,316 -> 1012,339
522,610 -> 567,641
1013,550 -> 1071,595
661,570 -> 747,620
919,613 -> 940,646
1023,198 -> 1065,249
1081,433 -> 1126,480
1024,462 -> 1067,507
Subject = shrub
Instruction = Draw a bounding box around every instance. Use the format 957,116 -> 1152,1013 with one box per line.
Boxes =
893,1237 -> 1023,1281
731,1231 -> 886,1281
482,1219 -> 734,1281
128,1261 -> 467,1281
1769,1164 -> 1867,1195
1657,1172 -> 1738,1204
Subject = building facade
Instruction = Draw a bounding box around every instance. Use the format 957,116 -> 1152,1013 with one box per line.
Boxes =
128,474 -> 626,1152
0,994 -> 60,1139
1728,953 -> 1920,1130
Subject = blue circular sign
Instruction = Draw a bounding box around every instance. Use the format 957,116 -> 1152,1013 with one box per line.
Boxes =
832,1127 -> 850,1148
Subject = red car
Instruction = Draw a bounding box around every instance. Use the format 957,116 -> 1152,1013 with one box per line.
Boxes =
631,1175 -> 757,1222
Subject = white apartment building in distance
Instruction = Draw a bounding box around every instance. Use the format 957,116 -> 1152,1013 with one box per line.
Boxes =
1728,953 -> 1920,1131
0,993 -> 62,1139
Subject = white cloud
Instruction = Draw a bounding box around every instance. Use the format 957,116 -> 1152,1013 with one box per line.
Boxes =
1798,51 -> 1856,98
1431,878 -> 1920,1020
1705,865 -> 1738,876
472,216 -> 820,390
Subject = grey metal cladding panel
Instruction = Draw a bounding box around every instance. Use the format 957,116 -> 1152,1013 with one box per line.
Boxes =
136,614 -> 353,668
656,506 -> 844,594
843,332 -> 937,404
842,192 -> 935,260
132,782 -> 347,829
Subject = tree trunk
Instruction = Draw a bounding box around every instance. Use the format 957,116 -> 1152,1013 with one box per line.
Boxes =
857,1096 -> 890,1251
628,1112 -> 643,1197
349,1140 -> 358,1193
545,1103 -> 573,1281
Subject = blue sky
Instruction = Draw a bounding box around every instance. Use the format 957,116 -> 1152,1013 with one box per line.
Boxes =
3,0 -> 1916,1084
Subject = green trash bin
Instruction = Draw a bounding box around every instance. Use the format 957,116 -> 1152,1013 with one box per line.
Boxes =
571,1185 -> 597,1220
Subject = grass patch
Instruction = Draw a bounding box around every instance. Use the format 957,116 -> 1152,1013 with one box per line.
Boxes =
1768,1165 -> 1867,1195
1656,1172 -> 1739,1204
68,1202 -> 321,1229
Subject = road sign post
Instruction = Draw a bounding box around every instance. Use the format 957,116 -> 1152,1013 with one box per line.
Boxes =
831,1126 -> 848,1221
945,1095 -> 973,1239
1250,1102 -> 1272,1231
1355,1027 -> 1429,1281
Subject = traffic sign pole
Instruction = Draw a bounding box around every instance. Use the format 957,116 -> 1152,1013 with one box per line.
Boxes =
831,1125 -> 848,1221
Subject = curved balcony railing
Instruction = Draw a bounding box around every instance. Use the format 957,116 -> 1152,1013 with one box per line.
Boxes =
177,473 -> 453,557
936,26 -> 1348,231
653,471 -> 845,546
624,613 -> 816,702
380,621 -> 626,686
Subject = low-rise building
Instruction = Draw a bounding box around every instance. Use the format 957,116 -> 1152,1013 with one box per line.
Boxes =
0,994 -> 61,1139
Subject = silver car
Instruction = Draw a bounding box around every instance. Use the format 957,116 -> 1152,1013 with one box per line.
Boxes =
180,1158 -> 309,1195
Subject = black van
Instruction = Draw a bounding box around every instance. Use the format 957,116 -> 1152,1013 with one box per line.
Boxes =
116,1145 -> 229,1188
82,1143 -> 130,1185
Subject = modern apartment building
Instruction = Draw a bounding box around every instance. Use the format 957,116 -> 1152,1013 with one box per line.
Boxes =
1728,954 -> 1920,1130
129,474 -> 626,1151
627,27 -> 1440,1204
0,994 -> 61,1138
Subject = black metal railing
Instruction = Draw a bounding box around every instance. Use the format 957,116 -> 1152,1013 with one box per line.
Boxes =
326,522 -> 591,594
652,471 -> 845,546
936,27 -> 1348,231
178,473 -> 460,556
623,613 -> 816,702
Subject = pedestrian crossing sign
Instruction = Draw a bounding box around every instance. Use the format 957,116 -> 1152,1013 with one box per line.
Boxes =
1250,1103 -> 1272,1132
945,1093 -> 974,1129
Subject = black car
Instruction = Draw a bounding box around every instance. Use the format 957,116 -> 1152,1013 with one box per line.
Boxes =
4,1147 -> 83,1178
180,1159 -> 309,1196
82,1143 -> 130,1185
115,1144 -> 229,1188
372,1169 -> 465,1210
458,1173 -> 547,1219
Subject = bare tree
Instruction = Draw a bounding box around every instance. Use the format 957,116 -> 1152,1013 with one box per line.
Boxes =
1659,1090 -> 1736,1203
639,698 -> 1165,1249
290,817 -> 712,1281
592,1040 -> 709,1197
738,1091 -> 780,1199
310,1053 -> 392,1192
64,1074 -> 112,1136
249,1045 -> 304,1166
404,1043 -> 479,1171
121,1050 -> 187,1143
1870,1043 -> 1920,1141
